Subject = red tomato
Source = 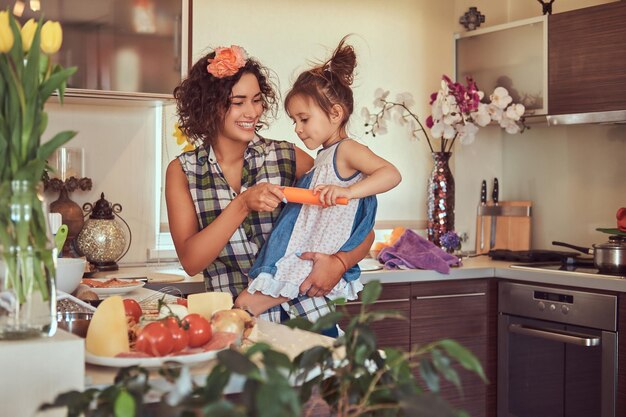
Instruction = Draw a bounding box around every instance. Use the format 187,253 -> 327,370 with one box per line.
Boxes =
176,298 -> 188,307
135,322 -> 174,356
162,317 -> 189,352
181,313 -> 212,348
123,299 -> 142,324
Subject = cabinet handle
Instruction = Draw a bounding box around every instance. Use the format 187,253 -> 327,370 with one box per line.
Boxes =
346,298 -> 409,306
414,292 -> 485,300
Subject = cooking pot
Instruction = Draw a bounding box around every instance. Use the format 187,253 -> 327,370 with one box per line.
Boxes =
552,236 -> 626,275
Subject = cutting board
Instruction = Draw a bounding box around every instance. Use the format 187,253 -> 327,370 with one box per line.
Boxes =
475,200 -> 532,255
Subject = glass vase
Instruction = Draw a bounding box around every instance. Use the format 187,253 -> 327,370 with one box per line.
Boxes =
427,152 -> 455,247
0,180 -> 57,340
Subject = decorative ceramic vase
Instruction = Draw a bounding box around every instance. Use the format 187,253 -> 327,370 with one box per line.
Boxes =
427,152 -> 455,247
50,188 -> 84,257
0,180 -> 57,340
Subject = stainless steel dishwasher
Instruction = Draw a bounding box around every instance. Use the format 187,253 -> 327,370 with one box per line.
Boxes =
498,281 -> 617,417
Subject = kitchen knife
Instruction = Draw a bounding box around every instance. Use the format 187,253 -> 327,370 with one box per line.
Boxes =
479,180 -> 487,250
490,178 -> 499,248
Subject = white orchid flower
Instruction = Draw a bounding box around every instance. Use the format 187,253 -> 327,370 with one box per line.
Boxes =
431,120 -> 456,140
395,110 -> 407,126
500,117 -> 521,134
395,92 -> 415,107
443,112 -> 462,126
487,103 -> 503,122
372,123 -> 388,136
457,122 -> 479,145
505,103 -> 525,121
373,88 -> 390,108
361,107 -> 371,120
471,103 -> 491,127
490,86 -> 513,109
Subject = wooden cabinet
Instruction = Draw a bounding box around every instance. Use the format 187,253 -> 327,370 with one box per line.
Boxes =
411,279 -> 497,417
338,283 -> 411,351
548,1 -> 626,115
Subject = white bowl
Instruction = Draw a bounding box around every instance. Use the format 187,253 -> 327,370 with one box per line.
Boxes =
55,258 -> 86,294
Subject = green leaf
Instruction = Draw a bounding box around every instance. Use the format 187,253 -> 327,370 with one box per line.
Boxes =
437,339 -> 487,382
283,317 -> 313,331
310,311 -> 343,334
217,349 -> 260,376
419,357 -> 440,392
262,349 -> 293,371
39,66 -> 77,100
295,345 -> 330,369
360,280 -> 382,305
245,342 -> 272,357
37,130 -> 77,161
202,365 -> 231,402
257,379 -> 300,417
113,389 -> 136,417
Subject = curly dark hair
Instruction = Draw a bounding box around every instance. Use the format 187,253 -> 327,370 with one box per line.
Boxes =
173,50 -> 279,148
285,35 -> 356,128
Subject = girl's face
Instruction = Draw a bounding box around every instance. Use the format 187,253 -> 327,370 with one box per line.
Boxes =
287,94 -> 342,150
219,72 -> 264,144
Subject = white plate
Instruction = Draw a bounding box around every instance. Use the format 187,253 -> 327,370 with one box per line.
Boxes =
358,258 -> 383,272
85,348 -> 221,368
85,280 -> 146,297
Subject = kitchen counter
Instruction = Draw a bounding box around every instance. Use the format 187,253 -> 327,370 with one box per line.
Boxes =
109,256 -> 626,295
360,256 -> 626,293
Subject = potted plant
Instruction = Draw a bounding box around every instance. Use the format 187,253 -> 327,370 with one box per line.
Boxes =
0,10 -> 77,339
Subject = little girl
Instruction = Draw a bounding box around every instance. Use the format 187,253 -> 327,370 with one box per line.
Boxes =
235,37 -> 401,316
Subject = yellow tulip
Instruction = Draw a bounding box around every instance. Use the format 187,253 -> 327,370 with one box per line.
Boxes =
21,18 -> 36,52
40,20 -> 62,55
0,11 -> 14,53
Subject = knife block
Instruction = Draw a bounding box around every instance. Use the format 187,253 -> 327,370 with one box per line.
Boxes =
475,200 -> 532,254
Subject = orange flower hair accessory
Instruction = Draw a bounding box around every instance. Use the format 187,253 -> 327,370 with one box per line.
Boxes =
206,45 -> 248,78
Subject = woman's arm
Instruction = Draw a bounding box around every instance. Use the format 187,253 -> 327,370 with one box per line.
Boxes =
165,159 -> 285,275
298,230 -> 375,297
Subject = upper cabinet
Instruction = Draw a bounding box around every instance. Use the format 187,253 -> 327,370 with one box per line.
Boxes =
455,16 -> 548,118
548,1 -> 626,124
2,0 -> 191,101
455,1 -> 626,125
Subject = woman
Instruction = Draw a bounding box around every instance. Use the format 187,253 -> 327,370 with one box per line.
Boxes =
165,45 -> 373,325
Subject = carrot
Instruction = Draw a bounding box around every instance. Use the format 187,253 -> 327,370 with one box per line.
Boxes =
283,187 -> 348,206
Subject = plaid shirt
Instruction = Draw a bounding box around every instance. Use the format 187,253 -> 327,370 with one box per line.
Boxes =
178,135 -> 333,323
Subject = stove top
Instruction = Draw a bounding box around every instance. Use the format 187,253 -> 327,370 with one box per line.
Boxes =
510,261 -> 626,279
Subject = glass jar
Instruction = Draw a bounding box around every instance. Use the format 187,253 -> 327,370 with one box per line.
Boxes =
0,180 -> 57,340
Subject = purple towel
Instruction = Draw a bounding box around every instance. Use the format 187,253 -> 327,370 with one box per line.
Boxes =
378,230 -> 460,274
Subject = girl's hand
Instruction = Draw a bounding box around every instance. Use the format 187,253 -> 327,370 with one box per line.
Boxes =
313,184 -> 351,207
239,183 -> 285,212
297,252 -> 344,297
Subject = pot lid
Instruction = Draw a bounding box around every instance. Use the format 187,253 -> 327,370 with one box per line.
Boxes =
594,235 -> 626,250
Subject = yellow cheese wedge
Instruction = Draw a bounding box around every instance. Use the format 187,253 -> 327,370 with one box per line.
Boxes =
188,292 -> 233,320
85,295 -> 130,357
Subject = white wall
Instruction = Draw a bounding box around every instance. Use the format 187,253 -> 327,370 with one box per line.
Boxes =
192,0 -> 457,223
42,0 -> 625,264
452,0 -> 626,250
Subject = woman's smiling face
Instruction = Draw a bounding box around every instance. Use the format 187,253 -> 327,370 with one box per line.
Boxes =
219,72 -> 264,143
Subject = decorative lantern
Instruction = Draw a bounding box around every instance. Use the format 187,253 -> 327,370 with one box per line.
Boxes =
75,193 -> 131,271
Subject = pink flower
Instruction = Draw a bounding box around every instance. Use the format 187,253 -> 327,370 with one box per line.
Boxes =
207,45 -> 248,78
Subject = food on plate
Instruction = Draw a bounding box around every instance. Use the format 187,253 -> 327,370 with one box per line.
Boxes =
163,317 -> 189,352
135,321 -> 175,356
188,292 -> 233,320
158,303 -> 188,320
81,278 -> 143,288
85,296 -> 130,357
85,292 -> 252,360
74,284 -> 99,301
211,309 -> 255,339
123,299 -> 142,324
617,207 -> 626,232
181,313 -> 213,347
